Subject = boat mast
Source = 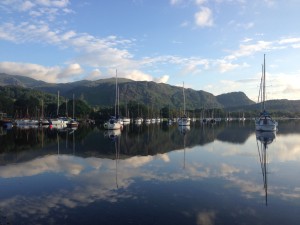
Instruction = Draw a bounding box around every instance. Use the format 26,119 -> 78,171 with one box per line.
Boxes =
65,98 -> 68,117
263,54 -> 266,111
118,86 -> 120,118
73,93 -> 75,119
41,99 -> 44,119
183,82 -> 186,116
57,90 -> 59,116
115,69 -> 118,117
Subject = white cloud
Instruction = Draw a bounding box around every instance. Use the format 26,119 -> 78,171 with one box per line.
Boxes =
58,63 -> 83,79
292,44 -> 300,49
61,30 -> 76,41
242,38 -> 253,43
0,0 -> 71,19
195,0 -> 207,5
218,60 -> 239,73
85,69 -> 102,81
0,18 -> 204,83
154,75 -> 169,83
0,23 -> 17,42
170,0 -> 183,5
98,69 -> 170,84
20,1 -> 35,11
278,37 -> 300,45
0,21 -> 136,69
194,7 -> 214,27
225,41 -> 272,60
187,58 -> 209,70
123,70 -> 154,81
0,61 -> 83,83
35,0 -> 69,8
0,0 -> 70,13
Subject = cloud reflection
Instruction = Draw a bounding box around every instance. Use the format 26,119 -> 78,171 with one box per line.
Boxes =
1,131 -> 300,223
197,210 -> 216,225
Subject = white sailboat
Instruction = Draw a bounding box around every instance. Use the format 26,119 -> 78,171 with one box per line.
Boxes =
67,94 -> 79,128
104,70 -> 123,130
49,91 -> 69,127
255,55 -> 278,131
178,82 -> 190,126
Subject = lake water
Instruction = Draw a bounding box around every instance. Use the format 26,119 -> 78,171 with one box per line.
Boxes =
1,120 -> 300,225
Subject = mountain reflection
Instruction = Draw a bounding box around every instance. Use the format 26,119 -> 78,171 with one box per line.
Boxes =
1,120 -> 300,163
1,120 -> 300,224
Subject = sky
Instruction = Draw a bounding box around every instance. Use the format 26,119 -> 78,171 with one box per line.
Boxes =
0,0 -> 300,101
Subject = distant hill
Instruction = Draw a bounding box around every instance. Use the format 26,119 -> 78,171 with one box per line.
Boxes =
0,73 -> 264,110
36,79 -> 225,109
228,99 -> 300,115
0,73 -> 48,87
217,92 -> 255,107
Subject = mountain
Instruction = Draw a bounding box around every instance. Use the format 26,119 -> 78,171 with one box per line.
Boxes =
0,73 -> 48,87
228,99 -> 300,115
216,92 -> 255,107
0,73 -> 255,109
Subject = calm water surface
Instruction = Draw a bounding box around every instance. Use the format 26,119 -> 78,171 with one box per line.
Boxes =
1,120 -> 300,225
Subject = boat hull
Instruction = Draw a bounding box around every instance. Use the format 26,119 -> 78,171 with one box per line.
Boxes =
104,118 -> 122,130
50,117 -> 69,125
178,117 -> 190,126
255,118 -> 278,131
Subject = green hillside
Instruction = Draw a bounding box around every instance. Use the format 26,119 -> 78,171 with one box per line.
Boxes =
1,73 -> 299,118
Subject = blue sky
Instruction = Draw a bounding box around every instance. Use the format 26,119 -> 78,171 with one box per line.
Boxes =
0,0 -> 300,101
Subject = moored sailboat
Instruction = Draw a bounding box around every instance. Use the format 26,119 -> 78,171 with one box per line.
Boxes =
255,55 -> 278,131
178,82 -> 190,126
67,94 -> 79,128
104,70 -> 123,130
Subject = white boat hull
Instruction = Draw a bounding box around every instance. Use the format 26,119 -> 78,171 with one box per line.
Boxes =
15,119 -> 39,126
50,117 -> 69,125
178,117 -> 190,126
104,118 -> 122,130
255,118 -> 277,131
122,118 -> 131,124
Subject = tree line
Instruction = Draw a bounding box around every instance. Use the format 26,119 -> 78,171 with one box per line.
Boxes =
1,86 -> 299,122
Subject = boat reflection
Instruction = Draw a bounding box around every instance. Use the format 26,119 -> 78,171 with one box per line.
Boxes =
178,125 -> 190,135
114,134 -> 121,189
104,129 -> 121,140
256,131 -> 276,206
178,125 -> 190,170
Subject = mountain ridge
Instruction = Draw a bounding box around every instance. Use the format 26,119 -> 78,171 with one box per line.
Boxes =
0,72 -> 258,109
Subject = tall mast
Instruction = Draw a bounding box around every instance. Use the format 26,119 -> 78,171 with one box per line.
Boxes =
41,99 -> 44,119
115,69 -> 118,117
65,98 -> 68,117
183,82 -> 186,115
57,90 -> 59,116
118,86 -> 120,117
73,93 -> 75,119
259,64 -> 263,112
263,54 -> 266,111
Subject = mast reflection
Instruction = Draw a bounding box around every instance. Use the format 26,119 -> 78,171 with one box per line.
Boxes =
256,131 -> 276,206
178,125 -> 190,169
